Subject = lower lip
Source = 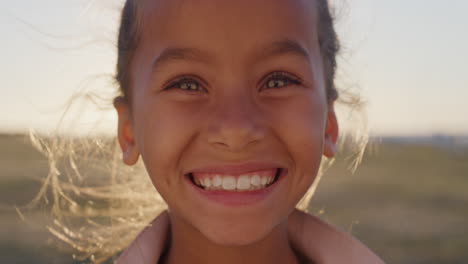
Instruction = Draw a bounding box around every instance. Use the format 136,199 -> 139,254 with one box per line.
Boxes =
186,169 -> 286,206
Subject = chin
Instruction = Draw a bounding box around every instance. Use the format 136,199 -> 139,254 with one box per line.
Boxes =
195,216 -> 280,246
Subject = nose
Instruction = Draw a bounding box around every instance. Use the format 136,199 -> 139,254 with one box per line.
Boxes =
206,95 -> 266,152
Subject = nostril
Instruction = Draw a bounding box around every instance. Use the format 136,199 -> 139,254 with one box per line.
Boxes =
206,113 -> 266,152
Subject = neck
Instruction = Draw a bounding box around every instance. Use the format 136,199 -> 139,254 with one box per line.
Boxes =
162,213 -> 300,264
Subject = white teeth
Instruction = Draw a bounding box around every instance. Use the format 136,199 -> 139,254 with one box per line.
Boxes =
195,172 -> 278,191
222,176 -> 237,190
237,176 -> 251,190
203,178 -> 212,188
212,175 -> 222,187
251,175 -> 261,186
267,176 -> 273,184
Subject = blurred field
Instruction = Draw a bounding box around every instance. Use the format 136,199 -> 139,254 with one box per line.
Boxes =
0,134 -> 467,264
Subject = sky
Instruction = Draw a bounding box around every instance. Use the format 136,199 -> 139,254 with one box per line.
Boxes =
1,0 -> 467,136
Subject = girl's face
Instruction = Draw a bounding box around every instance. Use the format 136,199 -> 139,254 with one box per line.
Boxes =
116,0 -> 338,245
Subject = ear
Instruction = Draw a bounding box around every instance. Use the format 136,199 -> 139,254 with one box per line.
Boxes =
323,105 -> 339,158
114,97 -> 140,165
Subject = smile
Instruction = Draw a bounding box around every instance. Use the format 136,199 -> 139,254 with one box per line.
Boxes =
188,168 -> 282,192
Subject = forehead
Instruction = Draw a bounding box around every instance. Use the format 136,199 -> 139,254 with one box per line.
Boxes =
136,0 -> 320,66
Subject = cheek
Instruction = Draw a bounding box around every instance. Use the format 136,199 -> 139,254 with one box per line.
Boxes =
133,99 -> 200,196
272,93 -> 326,149
267,93 -> 327,196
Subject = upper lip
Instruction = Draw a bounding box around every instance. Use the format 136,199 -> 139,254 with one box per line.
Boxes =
187,162 -> 284,176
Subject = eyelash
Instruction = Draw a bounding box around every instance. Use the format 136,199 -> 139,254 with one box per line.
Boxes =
164,76 -> 204,92
261,72 -> 302,90
163,72 -> 302,92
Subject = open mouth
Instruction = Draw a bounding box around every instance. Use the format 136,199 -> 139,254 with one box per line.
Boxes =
187,168 -> 283,192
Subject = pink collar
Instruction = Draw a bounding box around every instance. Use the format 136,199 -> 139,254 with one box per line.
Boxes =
116,210 -> 385,264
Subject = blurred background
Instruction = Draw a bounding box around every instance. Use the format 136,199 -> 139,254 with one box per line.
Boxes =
1,0 -> 467,263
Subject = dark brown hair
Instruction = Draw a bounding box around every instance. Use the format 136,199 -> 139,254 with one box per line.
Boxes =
115,0 -> 340,103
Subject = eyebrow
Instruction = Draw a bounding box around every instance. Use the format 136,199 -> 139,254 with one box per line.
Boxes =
152,39 -> 310,70
256,39 -> 311,63
152,47 -> 212,71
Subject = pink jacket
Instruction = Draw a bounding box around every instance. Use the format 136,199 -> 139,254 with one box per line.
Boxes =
116,210 -> 385,264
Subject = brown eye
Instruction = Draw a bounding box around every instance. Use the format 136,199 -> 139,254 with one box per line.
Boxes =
267,79 -> 287,88
263,72 -> 301,90
179,81 -> 199,91
165,77 -> 203,92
